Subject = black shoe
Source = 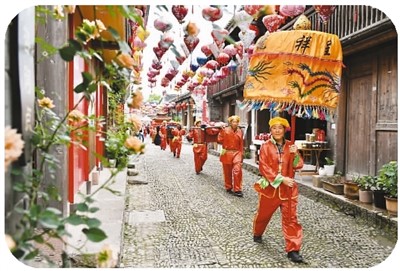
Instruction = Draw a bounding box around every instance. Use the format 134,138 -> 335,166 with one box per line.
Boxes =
234,191 -> 243,197
253,235 -> 262,243
226,189 -> 233,194
287,251 -> 304,263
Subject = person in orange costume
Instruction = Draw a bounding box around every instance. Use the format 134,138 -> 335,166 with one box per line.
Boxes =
160,121 -> 168,150
217,115 -> 244,197
171,124 -> 186,158
252,116 -> 305,263
187,120 -> 208,174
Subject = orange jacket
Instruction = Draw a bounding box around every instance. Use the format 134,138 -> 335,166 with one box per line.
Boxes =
217,126 -> 243,164
255,139 -> 304,200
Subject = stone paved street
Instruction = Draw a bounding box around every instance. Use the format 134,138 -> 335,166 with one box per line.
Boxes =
120,137 -> 396,268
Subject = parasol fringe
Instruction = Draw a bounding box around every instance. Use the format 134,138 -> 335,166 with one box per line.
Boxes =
237,99 -> 336,121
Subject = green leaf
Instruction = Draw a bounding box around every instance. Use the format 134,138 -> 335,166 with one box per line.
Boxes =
76,202 -> 89,212
81,72 -> 93,85
74,82 -> 87,93
86,217 -> 101,228
89,207 -> 100,213
82,227 -> 107,242
65,214 -> 85,225
59,39 -> 82,61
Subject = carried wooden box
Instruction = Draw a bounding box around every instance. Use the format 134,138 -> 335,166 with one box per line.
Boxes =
204,126 -> 222,143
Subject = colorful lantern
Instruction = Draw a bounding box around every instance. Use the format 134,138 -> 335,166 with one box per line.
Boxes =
279,5 -> 305,17
262,14 -> 286,33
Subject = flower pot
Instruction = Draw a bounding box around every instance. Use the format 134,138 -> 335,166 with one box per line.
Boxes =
359,189 -> 373,204
324,165 -> 335,176
385,196 -> 397,216
373,190 -> 386,209
109,158 -> 117,168
322,180 -> 344,195
344,181 -> 359,200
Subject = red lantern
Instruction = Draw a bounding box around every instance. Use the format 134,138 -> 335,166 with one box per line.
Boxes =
216,52 -> 230,66
262,14 -> 286,33
211,29 -> 229,47
279,5 -> 305,17
202,6 -> 223,22
171,5 -> 188,24
201,44 -> 213,57
183,35 -> 200,53
314,5 -> 336,23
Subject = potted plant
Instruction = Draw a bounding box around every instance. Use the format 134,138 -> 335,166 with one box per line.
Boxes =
353,175 -> 376,203
321,171 -> 344,195
344,175 -> 360,200
378,161 -> 398,215
324,157 -> 336,176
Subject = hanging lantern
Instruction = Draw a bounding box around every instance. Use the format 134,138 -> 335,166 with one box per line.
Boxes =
201,44 -> 213,57
184,21 -> 200,37
227,59 -> 238,72
211,29 -> 229,48
279,5 -> 305,17
205,59 -> 219,70
153,17 -> 172,32
244,5 -> 264,19
171,5 -> 188,24
216,52 -> 230,66
262,14 -> 286,33
183,35 -> 200,53
293,14 -> 311,30
202,6 -> 223,22
238,29 -> 256,49
314,5 -> 336,23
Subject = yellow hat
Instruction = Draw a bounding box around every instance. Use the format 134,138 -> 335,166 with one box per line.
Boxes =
228,115 -> 240,123
269,117 -> 290,128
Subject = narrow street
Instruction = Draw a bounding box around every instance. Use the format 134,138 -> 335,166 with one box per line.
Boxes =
120,137 -> 395,268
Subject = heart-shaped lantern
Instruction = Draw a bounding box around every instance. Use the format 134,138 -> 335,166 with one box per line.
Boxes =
196,55 -> 208,66
159,32 -> 174,49
184,35 -> 200,53
205,60 -> 219,70
211,29 -> 229,48
151,59 -> 162,70
216,52 -> 230,66
153,46 -> 167,60
161,77 -> 170,87
153,17 -> 172,32
202,6 -> 223,22
244,5 -> 264,19
223,44 -> 237,58
185,21 -> 200,37
262,14 -> 286,33
201,44 -> 213,57
279,5 -> 305,17
171,5 -> 188,24
314,5 -> 336,23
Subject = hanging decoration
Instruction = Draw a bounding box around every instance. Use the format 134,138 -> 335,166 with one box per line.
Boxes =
211,28 -> 229,48
314,5 -> 336,23
202,6 -> 223,22
279,5 -> 306,17
153,17 -> 172,32
293,14 -> 311,30
241,30 -> 343,121
262,14 -> 286,33
171,5 -> 189,24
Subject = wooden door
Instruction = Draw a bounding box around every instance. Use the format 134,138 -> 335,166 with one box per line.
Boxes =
346,74 -> 372,175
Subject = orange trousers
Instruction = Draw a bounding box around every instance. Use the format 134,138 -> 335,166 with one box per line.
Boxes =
193,144 -> 207,173
222,162 -> 242,192
253,192 -> 303,252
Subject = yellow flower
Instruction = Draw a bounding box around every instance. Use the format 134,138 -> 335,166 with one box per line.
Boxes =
126,115 -> 142,133
129,90 -> 143,109
96,244 -> 116,268
4,126 -> 24,170
68,109 -> 85,122
38,97 -> 55,109
124,136 -> 144,154
116,53 -> 135,69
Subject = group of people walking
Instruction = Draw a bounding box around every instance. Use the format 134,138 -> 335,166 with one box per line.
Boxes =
148,115 -> 305,263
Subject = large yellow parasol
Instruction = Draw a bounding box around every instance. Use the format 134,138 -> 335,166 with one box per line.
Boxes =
241,30 -> 343,122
